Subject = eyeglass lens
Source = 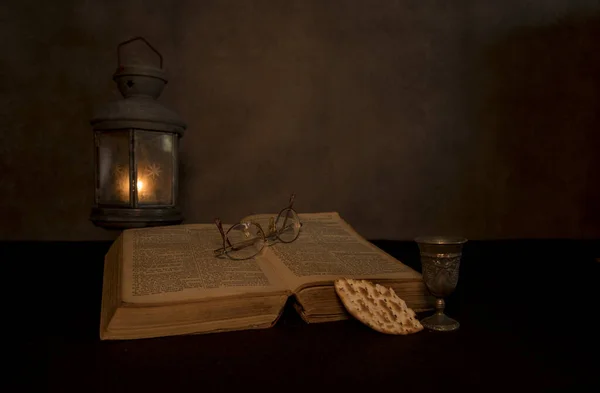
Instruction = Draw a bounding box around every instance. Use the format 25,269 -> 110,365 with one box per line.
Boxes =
225,222 -> 265,260
275,208 -> 301,243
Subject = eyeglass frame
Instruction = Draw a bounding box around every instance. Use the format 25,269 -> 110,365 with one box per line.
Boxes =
213,194 -> 302,259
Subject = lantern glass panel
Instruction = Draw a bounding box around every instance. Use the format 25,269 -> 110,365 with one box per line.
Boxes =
96,131 -> 130,205
134,130 -> 175,205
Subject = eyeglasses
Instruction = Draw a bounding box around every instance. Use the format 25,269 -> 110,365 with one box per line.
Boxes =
213,194 -> 302,260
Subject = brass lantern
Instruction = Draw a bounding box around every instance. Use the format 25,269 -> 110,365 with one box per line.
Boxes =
90,37 -> 186,229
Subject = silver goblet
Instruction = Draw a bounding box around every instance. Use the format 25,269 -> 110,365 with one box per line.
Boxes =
415,236 -> 467,332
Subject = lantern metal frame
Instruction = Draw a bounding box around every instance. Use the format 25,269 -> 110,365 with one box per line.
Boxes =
90,37 -> 187,229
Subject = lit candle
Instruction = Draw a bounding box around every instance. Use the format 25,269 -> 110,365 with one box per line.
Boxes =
136,176 -> 153,200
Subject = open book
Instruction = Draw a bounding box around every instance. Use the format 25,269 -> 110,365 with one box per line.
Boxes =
100,212 -> 434,340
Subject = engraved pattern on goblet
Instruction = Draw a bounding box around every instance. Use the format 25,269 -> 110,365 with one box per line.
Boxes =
421,254 -> 461,298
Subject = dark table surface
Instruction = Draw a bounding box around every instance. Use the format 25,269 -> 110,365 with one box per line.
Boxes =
4,239 -> 599,392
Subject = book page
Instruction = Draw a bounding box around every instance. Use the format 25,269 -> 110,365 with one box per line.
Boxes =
121,224 -> 289,304
241,212 -> 422,292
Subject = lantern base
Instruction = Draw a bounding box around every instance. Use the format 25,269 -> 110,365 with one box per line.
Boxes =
90,207 -> 183,229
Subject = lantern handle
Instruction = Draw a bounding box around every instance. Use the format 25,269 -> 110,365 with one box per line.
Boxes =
117,36 -> 163,69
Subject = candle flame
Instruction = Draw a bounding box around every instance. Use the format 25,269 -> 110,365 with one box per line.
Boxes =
114,168 -> 154,203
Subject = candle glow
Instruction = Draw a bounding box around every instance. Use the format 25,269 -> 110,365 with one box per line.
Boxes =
115,173 -> 152,203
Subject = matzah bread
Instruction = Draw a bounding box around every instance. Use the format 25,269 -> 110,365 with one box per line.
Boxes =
334,278 -> 423,335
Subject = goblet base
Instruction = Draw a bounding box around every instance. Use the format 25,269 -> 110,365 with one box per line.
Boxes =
421,313 -> 460,332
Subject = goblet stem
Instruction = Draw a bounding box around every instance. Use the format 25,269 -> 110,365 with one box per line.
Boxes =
434,298 -> 445,315
420,297 -> 460,332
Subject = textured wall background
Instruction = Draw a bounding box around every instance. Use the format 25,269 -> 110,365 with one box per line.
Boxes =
1,0 -> 599,241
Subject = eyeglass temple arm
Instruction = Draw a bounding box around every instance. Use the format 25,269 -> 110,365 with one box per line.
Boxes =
278,193 -> 297,234
214,218 -> 234,255
214,218 -> 226,239
215,237 -> 258,254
